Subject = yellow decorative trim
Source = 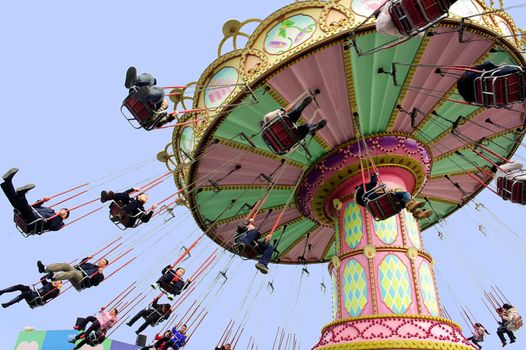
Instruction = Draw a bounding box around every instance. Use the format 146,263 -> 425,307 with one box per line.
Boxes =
240,48 -> 270,81
429,108 -> 486,147
433,128 -> 521,162
197,184 -> 296,192
337,246 -> 434,264
386,33 -> 431,131
343,44 -> 358,134
363,244 -> 376,259
319,3 -> 356,33
213,203 -> 296,226
214,136 -> 307,169
407,247 -> 418,260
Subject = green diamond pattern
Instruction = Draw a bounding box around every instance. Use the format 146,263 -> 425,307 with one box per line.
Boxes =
404,210 -> 421,249
344,202 -> 363,249
379,255 -> 412,314
373,215 -> 398,244
419,261 -> 439,316
342,259 -> 368,317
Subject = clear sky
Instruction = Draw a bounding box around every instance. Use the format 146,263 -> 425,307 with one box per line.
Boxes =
0,1 -> 525,350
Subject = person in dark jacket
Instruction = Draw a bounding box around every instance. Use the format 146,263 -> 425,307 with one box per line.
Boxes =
127,296 -> 172,334
215,344 -> 232,350
457,62 -> 523,104
151,267 -> 192,301
71,329 -> 106,350
354,173 -> 432,220
36,257 -> 108,289
235,219 -> 275,274
101,188 -> 157,228
141,330 -> 173,350
0,276 -> 62,308
124,66 -> 174,128
1,168 -> 69,234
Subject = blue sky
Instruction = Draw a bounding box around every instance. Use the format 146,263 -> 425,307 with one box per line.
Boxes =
0,1 -> 525,349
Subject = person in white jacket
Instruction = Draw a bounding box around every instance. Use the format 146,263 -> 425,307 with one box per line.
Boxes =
497,304 -> 521,347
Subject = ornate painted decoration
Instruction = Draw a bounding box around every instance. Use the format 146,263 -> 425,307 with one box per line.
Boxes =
342,259 -> 368,317
373,215 -> 398,244
404,210 -> 421,249
204,66 -> 239,109
379,254 -> 412,314
313,315 -> 474,349
331,270 -> 339,319
419,261 -> 440,316
179,127 -> 195,163
343,201 -> 362,249
264,14 -> 316,55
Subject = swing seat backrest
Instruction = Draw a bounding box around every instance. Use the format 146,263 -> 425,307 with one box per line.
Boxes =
27,288 -> 44,309
474,66 -> 526,108
364,186 -> 404,221
497,177 -> 526,204
70,266 -> 91,292
389,0 -> 451,36
13,209 -> 47,237
261,114 -> 303,155
121,93 -> 166,131
109,200 -> 143,229
233,230 -> 261,259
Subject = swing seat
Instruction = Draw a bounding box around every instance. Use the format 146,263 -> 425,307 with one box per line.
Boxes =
13,209 -> 48,237
474,66 -> 526,108
121,93 -> 167,131
70,266 -> 93,292
389,0 -> 452,36
86,329 -> 106,346
148,309 -> 166,326
497,176 -> 526,204
27,288 -> 46,309
233,230 -> 261,259
109,200 -> 144,230
364,185 -> 404,220
261,114 -> 312,159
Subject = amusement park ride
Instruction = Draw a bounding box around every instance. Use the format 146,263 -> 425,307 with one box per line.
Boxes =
10,0 -> 526,349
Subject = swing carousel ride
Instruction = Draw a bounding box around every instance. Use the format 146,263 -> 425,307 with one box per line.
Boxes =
10,0 -> 526,349
159,0 -> 526,348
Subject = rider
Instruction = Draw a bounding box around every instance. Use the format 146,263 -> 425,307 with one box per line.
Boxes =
69,307 -> 119,347
235,218 -> 275,274
141,330 -> 173,350
151,267 -> 192,301
127,296 -> 172,334
161,325 -> 188,350
262,92 -> 327,142
467,323 -> 490,349
37,257 -> 107,289
354,173 -> 433,220
457,62 -> 524,104
1,168 -> 69,233
101,188 -> 157,228
375,0 -> 457,37
0,275 -> 62,309
497,304 -> 521,347
124,66 -> 175,127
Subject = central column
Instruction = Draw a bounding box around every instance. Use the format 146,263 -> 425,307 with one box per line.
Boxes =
313,178 -> 474,350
